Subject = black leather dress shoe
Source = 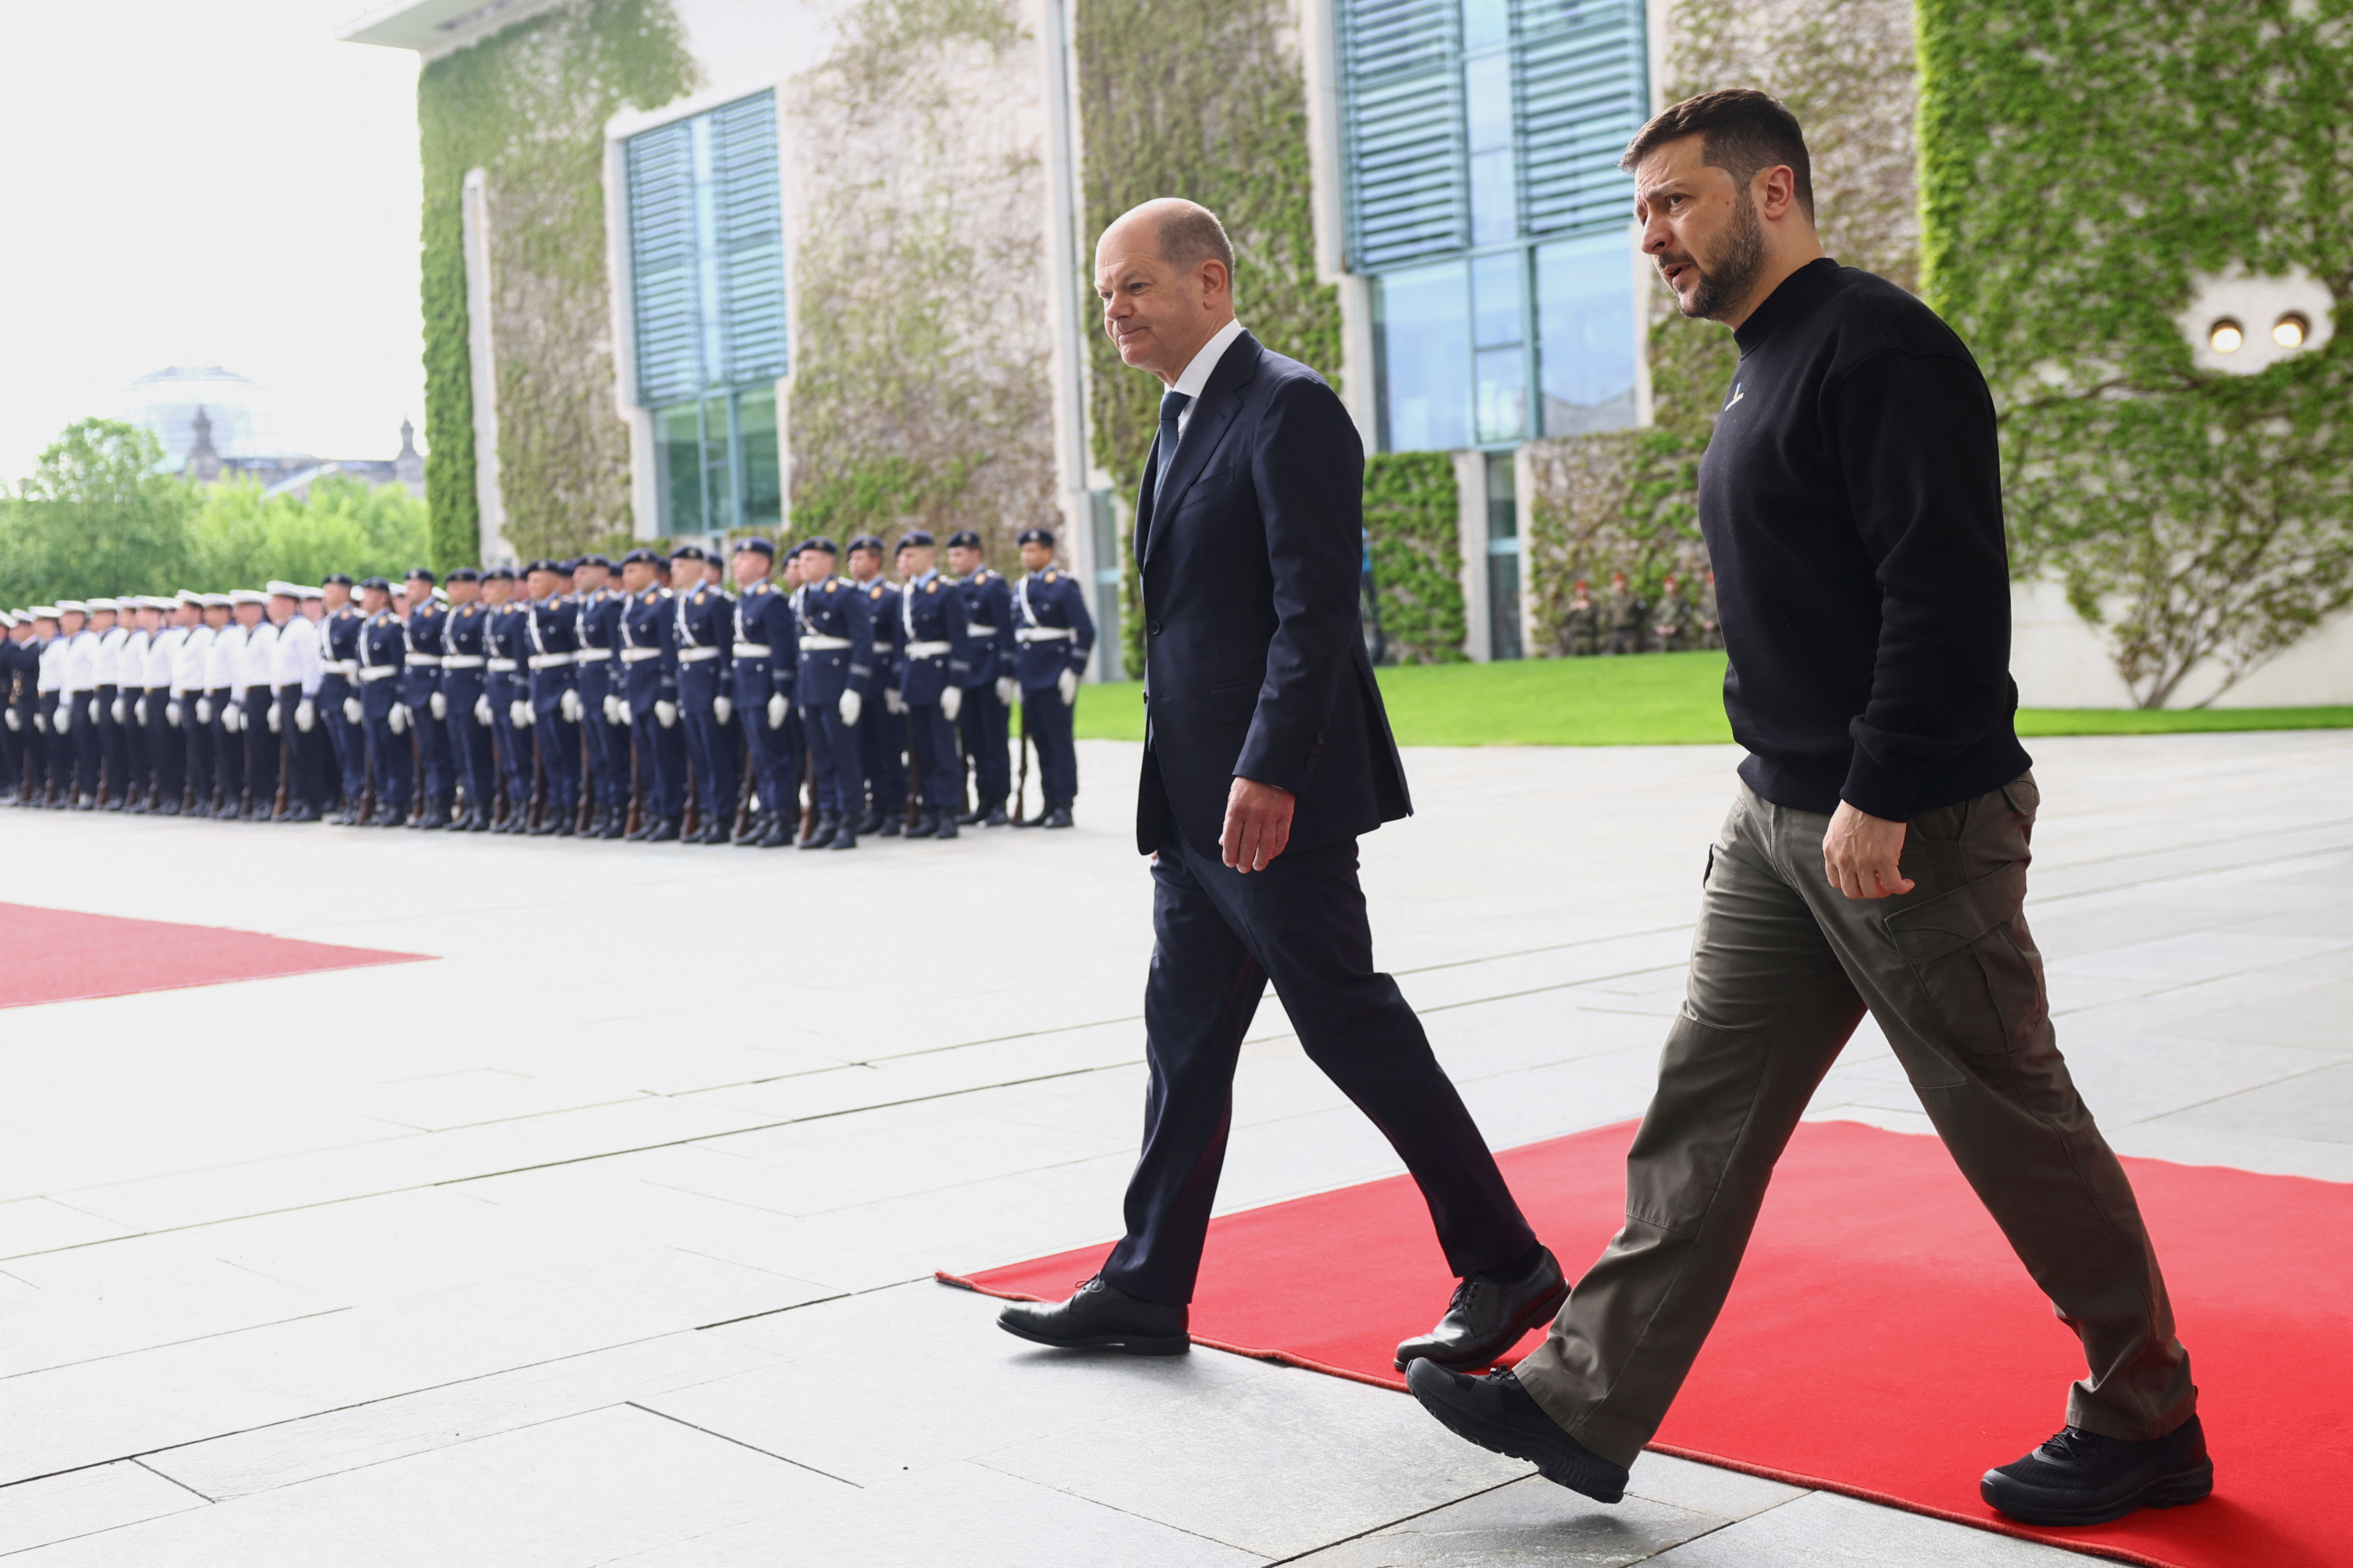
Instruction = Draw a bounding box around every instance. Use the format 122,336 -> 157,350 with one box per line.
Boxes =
1395,1246 -> 1568,1371
645,817 -> 680,842
1041,805 -> 1074,828
934,815 -> 959,839
799,812 -> 838,850
998,1277 -> 1189,1356
1981,1417 -> 2212,1525
876,812 -> 902,837
1407,1362 -> 1628,1503
983,805 -> 1010,826
904,811 -> 937,839
955,806 -> 988,826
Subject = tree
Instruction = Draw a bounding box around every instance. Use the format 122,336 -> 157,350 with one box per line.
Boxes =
0,420 -> 196,603
186,474 -> 429,590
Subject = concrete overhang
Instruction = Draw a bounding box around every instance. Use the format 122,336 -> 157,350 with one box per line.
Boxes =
338,0 -> 566,56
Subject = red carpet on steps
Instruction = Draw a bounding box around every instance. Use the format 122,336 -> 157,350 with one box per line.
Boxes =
943,1118 -> 2352,1568
0,902 -> 428,1008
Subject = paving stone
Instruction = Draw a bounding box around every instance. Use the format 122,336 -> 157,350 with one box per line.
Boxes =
1641,1488 -> 2086,1565
1283,1474 -> 1729,1565
0,1463 -> 204,1557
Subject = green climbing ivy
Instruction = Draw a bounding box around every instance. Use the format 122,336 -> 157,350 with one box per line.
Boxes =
416,0 -> 700,570
1920,0 -> 2353,707
1073,0 -> 1343,673
786,0 -> 1057,571
1361,454 -> 1466,663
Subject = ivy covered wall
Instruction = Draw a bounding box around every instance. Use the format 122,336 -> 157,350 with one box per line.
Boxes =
1073,0 -> 1343,670
417,0 -> 700,569
1920,0 -> 2353,707
1521,0 -> 1918,654
785,0 -> 1059,563
1362,454 -> 1466,663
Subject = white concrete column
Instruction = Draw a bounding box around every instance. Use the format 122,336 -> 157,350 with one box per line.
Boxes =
459,168 -> 514,566
1454,449 -> 1490,661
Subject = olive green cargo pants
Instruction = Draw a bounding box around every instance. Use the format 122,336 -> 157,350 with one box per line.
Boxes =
1513,775 -> 2196,1468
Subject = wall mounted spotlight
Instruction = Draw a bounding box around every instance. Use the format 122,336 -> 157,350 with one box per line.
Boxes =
2208,319 -> 2244,354
2178,268 -> 2335,375
2273,313 -> 2309,349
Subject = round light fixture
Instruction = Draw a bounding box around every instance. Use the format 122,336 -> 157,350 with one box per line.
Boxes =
2209,318 -> 2245,354
2273,313 -> 2309,349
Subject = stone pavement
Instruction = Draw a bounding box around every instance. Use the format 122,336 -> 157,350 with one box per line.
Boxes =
0,730 -> 2342,1564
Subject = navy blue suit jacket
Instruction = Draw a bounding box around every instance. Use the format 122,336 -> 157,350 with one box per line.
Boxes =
1133,329 -> 1410,858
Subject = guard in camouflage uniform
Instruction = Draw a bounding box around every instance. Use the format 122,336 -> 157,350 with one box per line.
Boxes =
1603,572 -> 1648,656
1560,580 -> 1598,658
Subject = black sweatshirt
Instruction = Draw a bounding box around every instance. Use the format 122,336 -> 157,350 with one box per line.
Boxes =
1697,258 -> 2030,821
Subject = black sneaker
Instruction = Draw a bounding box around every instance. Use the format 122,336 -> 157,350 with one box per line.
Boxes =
1405,1361 -> 1628,1503
1981,1417 -> 2212,1526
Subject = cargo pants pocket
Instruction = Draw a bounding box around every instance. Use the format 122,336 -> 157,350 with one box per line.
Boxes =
1880,860 -> 2047,1059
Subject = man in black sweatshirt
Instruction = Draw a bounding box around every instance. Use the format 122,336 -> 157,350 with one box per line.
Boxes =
1407,90 -> 2209,1530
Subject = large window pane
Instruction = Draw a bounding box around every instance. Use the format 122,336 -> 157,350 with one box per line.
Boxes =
1471,250 -> 1523,348
1535,231 -> 1638,437
1464,54 -> 1513,150
656,403 -> 703,533
1474,345 -> 1526,443
1468,149 -> 1517,245
1377,261 -> 1472,452
738,386 -> 781,531
1461,0 -> 1509,51
702,395 -> 734,531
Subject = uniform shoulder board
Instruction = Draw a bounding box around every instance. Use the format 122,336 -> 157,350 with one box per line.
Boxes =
867,584 -> 881,598
925,581 -> 938,594
1044,570 -> 1059,583
824,580 -> 838,594
693,591 -> 705,605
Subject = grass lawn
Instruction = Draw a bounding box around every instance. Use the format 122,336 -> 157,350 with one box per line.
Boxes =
1069,651 -> 2353,746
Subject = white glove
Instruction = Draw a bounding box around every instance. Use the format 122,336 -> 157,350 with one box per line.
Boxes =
996,676 -> 1018,708
56,701 -> 74,734
166,700 -> 183,728
34,712 -> 48,733
618,699 -> 633,727
839,689 -> 861,727
195,697 -> 212,726
111,696 -> 127,725
940,684 -> 963,722
510,700 -> 533,728
655,700 -> 677,729
267,702 -> 282,734
222,703 -> 239,735
345,696 -> 364,726
389,703 -> 409,735
135,697 -> 149,726
3,708 -> 17,732
560,688 -> 583,725
603,693 -> 621,725
766,692 -> 787,729
1058,668 -> 1079,707
430,692 -> 447,721
713,695 -> 733,725
86,698 -> 100,725
883,687 -> 904,716
475,695 -> 492,726
295,699 -> 315,733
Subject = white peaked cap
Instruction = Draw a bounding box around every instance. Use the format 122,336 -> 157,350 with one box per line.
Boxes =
138,595 -> 173,610
86,598 -> 119,612
56,600 -> 88,615
299,585 -> 324,600
202,594 -> 233,609
175,590 -> 203,605
230,589 -> 268,606
31,606 -> 60,619
266,581 -> 302,599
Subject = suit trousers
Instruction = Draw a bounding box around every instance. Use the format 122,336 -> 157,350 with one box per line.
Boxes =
533,712 -> 583,820
1099,830 -> 1538,1306
208,693 -> 242,809
241,689 -> 281,815
185,694 -> 215,807
957,683 -> 1010,808
71,696 -> 101,799
363,713 -> 413,811
1021,687 -> 1077,807
802,701 -> 863,819
1513,777 -> 2196,1469
741,706 -> 798,818
680,706 -> 736,827
275,685 -> 319,811
97,687 -> 125,801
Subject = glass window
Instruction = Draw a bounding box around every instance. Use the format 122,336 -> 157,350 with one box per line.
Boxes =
1471,250 -> 1523,348
1377,261 -> 1472,452
1464,54 -> 1514,151
702,395 -> 735,531
1536,232 -> 1639,436
738,385 -> 781,531
1474,346 -> 1527,443
1485,451 -> 1521,658
656,403 -> 703,533
1461,0 -> 1510,52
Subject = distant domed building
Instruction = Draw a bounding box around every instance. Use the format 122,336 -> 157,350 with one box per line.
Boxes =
119,367 -> 289,472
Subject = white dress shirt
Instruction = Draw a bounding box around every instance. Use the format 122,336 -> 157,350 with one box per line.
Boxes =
205,624 -> 243,691
145,627 -> 181,688
95,626 -> 130,687
37,639 -> 64,694
268,615 -> 306,689
240,618 -> 281,691
173,625 -> 214,695
119,629 -> 150,687
60,630 -> 98,695
1169,317 -> 1247,440
289,616 -> 326,694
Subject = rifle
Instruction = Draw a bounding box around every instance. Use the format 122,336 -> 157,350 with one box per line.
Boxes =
1012,696 -> 1032,824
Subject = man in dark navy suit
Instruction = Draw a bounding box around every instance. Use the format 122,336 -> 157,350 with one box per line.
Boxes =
999,199 -> 1564,1369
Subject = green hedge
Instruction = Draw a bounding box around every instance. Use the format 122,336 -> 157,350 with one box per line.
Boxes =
1362,452 -> 1465,663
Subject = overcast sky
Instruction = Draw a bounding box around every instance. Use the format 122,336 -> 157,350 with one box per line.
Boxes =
0,1 -> 425,484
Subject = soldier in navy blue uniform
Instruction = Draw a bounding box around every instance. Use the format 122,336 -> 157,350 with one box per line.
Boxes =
401,569 -> 453,829
892,530 -> 971,840
440,568 -> 496,832
484,567 -> 536,833
845,534 -> 906,836
790,538 -> 872,850
353,578 -> 414,827
946,528 -> 1018,827
727,539 -> 800,848
668,545 -> 737,844
1010,526 -> 1096,829
316,574 -> 367,825
521,559 -> 584,836
572,555 -> 627,839
617,550 -> 685,842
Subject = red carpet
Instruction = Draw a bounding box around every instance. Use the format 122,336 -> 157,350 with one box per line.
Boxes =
0,902 -> 428,1008
944,1119 -> 2353,1568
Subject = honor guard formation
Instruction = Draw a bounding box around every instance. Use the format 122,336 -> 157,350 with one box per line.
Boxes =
0,527 -> 1096,848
